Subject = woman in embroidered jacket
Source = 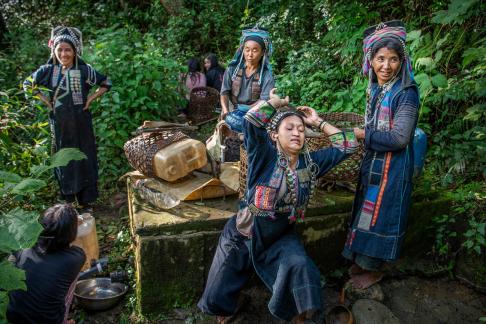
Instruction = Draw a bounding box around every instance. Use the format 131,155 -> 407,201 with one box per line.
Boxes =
342,20 -> 420,289
23,27 -> 111,210
220,27 -> 275,118
198,90 -> 358,323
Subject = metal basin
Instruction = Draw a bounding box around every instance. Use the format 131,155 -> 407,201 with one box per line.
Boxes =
74,277 -> 128,311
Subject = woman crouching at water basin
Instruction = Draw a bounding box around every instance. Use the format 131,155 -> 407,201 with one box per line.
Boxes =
198,89 -> 359,323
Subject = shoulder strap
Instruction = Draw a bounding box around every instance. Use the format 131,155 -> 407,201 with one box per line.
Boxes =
231,68 -> 244,105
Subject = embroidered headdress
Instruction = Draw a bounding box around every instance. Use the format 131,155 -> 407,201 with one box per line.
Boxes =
266,107 -> 305,133
49,26 -> 83,55
228,25 -> 273,86
47,26 -> 84,67
362,20 -> 415,89
362,20 -> 416,127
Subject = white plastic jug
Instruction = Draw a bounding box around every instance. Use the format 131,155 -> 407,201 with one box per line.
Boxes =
153,138 -> 207,182
72,213 -> 99,271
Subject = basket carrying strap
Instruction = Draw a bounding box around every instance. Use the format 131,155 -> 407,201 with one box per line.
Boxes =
230,68 -> 261,106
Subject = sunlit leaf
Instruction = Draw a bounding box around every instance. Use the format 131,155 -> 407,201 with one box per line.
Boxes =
0,208 -> 42,252
0,261 -> 26,291
49,148 -> 87,169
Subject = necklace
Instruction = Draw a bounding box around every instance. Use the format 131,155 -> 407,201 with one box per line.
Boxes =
276,144 -> 320,222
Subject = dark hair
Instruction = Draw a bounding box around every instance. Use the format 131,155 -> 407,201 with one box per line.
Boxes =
204,53 -> 220,71
35,204 -> 78,254
187,57 -> 201,84
370,38 -> 404,61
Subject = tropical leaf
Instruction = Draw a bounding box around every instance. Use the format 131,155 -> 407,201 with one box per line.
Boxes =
432,0 -> 479,25
11,179 -> 47,194
414,73 -> 433,93
464,104 -> 486,121
49,148 -> 87,169
0,171 -> 22,184
431,73 -> 448,88
0,208 -> 42,252
415,57 -> 436,71
0,261 -> 26,291
462,47 -> 486,68
0,290 -> 8,323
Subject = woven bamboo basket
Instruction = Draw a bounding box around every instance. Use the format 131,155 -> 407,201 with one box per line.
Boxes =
124,130 -> 189,178
187,86 -> 219,124
238,112 -> 365,196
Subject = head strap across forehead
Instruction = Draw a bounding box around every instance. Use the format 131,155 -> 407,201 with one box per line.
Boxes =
266,109 -> 304,133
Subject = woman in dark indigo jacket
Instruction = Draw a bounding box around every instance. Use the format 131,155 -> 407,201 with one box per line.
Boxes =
198,90 -> 358,323
23,27 -> 111,211
342,20 -> 420,289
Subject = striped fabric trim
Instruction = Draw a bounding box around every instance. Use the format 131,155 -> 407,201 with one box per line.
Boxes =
371,152 -> 392,226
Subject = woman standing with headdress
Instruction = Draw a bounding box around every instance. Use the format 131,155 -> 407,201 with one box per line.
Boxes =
342,20 -> 420,289
198,89 -> 359,323
220,26 -> 275,119
23,27 -> 112,211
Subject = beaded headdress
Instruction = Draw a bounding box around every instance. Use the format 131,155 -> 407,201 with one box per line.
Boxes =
48,26 -> 83,56
228,25 -> 273,86
266,107 -> 305,133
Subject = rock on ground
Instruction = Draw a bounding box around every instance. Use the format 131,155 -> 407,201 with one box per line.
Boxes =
352,299 -> 400,324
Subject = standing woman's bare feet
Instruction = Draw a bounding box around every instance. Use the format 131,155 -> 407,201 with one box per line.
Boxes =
349,270 -> 383,289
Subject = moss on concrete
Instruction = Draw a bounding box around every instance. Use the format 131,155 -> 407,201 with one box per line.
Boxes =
128,175 -> 454,317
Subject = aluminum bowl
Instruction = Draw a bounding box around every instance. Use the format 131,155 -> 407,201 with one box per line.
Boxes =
74,277 -> 128,311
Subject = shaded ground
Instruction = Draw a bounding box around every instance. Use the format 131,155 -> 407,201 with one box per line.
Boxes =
72,193 -> 486,324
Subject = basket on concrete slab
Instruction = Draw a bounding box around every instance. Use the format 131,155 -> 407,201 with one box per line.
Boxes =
124,130 -> 189,178
238,112 -> 365,196
187,86 -> 219,124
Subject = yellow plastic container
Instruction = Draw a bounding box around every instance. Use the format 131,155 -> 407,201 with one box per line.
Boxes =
153,138 -> 207,182
72,213 -> 99,271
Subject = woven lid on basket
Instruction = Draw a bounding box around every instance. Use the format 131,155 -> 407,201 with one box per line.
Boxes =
124,130 -> 189,177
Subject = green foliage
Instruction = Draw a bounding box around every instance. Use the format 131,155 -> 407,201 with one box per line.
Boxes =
0,1 -> 485,316
82,27 -> 186,186
0,148 -> 86,321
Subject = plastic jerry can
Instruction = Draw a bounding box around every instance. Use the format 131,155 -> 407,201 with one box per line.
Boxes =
72,213 -> 100,271
153,138 -> 207,182
413,128 -> 427,178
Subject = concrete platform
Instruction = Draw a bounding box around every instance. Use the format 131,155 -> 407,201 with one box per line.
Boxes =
127,177 -> 451,316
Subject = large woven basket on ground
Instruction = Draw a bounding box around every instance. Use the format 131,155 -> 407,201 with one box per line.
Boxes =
124,130 -> 189,178
239,112 -> 365,196
187,86 -> 219,124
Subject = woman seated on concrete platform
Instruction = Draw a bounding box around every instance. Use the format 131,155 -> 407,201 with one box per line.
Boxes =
7,204 -> 86,324
198,89 -> 359,323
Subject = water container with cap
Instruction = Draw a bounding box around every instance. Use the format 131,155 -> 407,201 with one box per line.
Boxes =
72,213 -> 100,271
153,138 -> 207,182
413,128 -> 427,178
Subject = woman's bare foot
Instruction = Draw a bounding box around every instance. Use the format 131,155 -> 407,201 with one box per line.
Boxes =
292,312 -> 307,324
348,263 -> 366,276
349,270 -> 383,289
216,316 -> 228,324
